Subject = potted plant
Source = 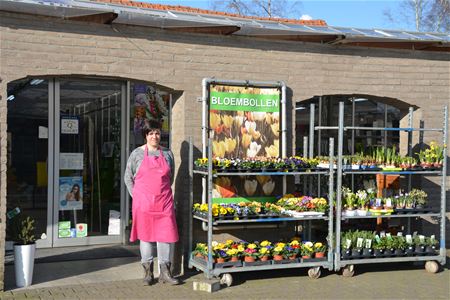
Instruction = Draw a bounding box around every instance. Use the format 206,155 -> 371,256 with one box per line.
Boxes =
192,243 -> 207,259
243,243 -> 259,262
215,249 -> 229,263
301,242 -> 314,260
13,216 -> 37,287
405,238 -> 415,256
341,231 -> 352,259
258,241 -> 272,261
425,236 -> 438,255
362,232 -> 374,257
313,242 -> 327,258
384,236 -> 395,257
409,189 -> 427,209
355,190 -> 369,216
373,237 -> 385,257
392,236 -> 405,256
272,242 -> 286,260
413,236 -> 426,255
342,187 -> 356,217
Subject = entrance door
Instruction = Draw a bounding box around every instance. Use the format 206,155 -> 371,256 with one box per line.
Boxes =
52,78 -> 126,246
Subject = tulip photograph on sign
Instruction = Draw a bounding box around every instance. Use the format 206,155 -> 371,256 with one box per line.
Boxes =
208,84 -> 283,203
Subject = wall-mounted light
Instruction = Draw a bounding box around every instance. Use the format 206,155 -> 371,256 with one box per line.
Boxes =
353,98 -> 368,102
30,79 -> 44,85
295,106 -> 306,110
7,95 -> 15,101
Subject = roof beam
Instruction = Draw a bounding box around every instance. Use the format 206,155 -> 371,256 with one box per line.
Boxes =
66,12 -> 118,24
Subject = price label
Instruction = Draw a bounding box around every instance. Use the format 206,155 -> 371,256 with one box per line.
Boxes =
346,239 -> 352,249
386,233 -> 392,240
380,231 -> 386,237
375,235 -> 381,243
430,235 -> 435,242
413,231 -> 418,237
357,238 -> 364,248
397,232 -> 403,236
365,239 -> 372,248
419,235 -> 425,243
406,235 -> 413,244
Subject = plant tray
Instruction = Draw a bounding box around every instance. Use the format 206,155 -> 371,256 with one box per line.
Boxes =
301,257 -> 326,263
273,258 -> 299,264
394,208 -> 437,214
215,260 -> 242,268
283,211 -> 325,218
381,167 -> 403,171
243,260 -> 272,267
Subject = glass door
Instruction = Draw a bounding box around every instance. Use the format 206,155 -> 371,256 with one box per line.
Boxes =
53,78 -> 125,246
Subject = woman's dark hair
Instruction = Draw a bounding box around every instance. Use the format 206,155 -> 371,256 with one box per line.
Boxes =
142,120 -> 162,139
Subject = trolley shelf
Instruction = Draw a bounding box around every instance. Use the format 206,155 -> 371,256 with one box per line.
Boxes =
343,126 -> 444,132
193,169 -> 329,176
338,255 -> 443,266
193,214 -> 329,224
341,213 -> 440,220
342,170 -> 442,175
190,257 -> 330,276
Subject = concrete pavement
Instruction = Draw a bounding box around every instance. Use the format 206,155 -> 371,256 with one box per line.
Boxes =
2,254 -> 449,299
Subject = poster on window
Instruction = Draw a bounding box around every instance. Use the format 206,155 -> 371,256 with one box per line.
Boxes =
208,84 -> 283,203
61,116 -> 79,134
59,176 -> 83,211
133,84 -> 170,146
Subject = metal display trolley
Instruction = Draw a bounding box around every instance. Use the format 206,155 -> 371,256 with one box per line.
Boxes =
331,101 -> 448,276
187,79 -> 335,286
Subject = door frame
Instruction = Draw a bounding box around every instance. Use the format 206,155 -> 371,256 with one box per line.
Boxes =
45,77 -> 127,247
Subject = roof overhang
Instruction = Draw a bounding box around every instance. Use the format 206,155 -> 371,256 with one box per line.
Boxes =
1,0 -> 449,51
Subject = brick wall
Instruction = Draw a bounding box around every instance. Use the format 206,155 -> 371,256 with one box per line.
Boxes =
0,11 -> 449,289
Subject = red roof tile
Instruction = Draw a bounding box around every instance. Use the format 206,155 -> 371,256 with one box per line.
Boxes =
94,0 -> 327,26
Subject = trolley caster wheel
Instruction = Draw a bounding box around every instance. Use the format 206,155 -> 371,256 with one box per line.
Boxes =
342,265 -> 355,277
425,261 -> 439,273
195,268 -> 200,272
220,273 -> 233,287
308,267 -> 321,279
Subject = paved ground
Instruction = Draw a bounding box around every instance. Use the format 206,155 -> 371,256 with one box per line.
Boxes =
2,247 -> 449,299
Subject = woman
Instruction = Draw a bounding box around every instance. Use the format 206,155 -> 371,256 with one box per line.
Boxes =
65,184 -> 80,201
124,120 -> 180,286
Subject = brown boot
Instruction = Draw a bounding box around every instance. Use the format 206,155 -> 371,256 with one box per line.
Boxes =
142,262 -> 154,286
158,262 -> 180,285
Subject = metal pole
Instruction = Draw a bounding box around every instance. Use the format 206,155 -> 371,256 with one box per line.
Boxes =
335,101 -> 344,271
303,136 -> 308,194
407,107 -> 413,233
188,137 -> 193,267
328,137 -> 334,270
351,98 -> 355,191
206,138 -> 213,279
309,103 -> 315,197
281,83 -> 287,194
440,106 -> 448,259
318,97 -> 322,197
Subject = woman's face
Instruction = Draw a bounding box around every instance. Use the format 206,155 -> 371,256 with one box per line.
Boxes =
72,186 -> 79,193
146,129 -> 161,147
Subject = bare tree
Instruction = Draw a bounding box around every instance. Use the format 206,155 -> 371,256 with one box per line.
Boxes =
384,0 -> 449,32
211,0 -> 302,19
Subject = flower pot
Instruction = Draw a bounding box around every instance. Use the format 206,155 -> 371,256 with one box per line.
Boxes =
425,246 -> 436,255
405,246 -> 414,256
415,245 -> 426,255
356,209 -> 368,216
374,249 -> 384,257
14,243 -> 36,288
343,209 -> 356,217
195,253 -> 204,259
301,255 -> 311,259
315,252 -> 325,258
230,256 -> 240,262
351,248 -> 362,258
273,254 -> 284,261
384,249 -> 394,257
244,256 -> 255,263
342,249 -> 352,259
216,257 -> 226,263
394,249 -> 404,256
260,255 -> 270,261
288,255 -> 297,260
362,248 -> 373,257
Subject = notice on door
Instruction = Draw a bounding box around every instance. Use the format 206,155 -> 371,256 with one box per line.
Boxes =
61,116 -> 79,134
60,153 -> 83,170
59,176 -> 83,211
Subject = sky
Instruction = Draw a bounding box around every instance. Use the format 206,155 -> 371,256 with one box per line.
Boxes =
140,0 -> 415,31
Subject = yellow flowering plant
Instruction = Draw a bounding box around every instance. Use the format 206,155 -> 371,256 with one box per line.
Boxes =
313,242 -> 326,253
301,242 -> 314,257
272,242 -> 287,256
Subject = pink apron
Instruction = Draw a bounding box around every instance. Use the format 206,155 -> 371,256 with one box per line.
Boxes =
130,146 -> 179,243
